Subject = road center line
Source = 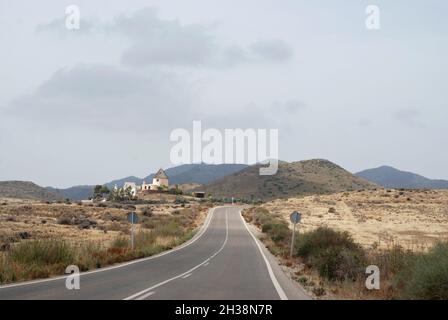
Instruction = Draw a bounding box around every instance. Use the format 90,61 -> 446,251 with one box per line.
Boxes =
124,210 -> 229,300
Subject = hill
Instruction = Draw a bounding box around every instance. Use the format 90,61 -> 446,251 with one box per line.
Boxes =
46,185 -> 95,201
356,166 -> 448,189
200,159 -> 377,200
0,181 -> 62,201
48,163 -> 248,200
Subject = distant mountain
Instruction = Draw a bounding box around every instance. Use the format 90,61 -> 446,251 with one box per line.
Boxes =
46,185 -> 94,201
104,176 -> 142,189
165,164 -> 249,185
47,163 -> 248,200
356,166 -> 448,189
200,159 -> 377,201
0,181 -> 62,201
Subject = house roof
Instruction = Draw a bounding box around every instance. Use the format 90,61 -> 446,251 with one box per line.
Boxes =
154,168 -> 168,179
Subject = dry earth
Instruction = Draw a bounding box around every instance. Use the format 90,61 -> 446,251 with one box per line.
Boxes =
0,197 -> 208,251
262,189 -> 448,250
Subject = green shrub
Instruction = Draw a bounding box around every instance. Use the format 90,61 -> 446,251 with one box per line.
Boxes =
396,242 -> 448,300
265,223 -> 290,244
295,227 -> 366,281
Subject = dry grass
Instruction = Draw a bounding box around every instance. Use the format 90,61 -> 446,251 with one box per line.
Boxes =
0,199 -> 208,284
244,201 -> 448,300
262,189 -> 448,250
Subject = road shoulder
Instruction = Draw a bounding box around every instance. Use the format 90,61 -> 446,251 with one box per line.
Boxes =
246,222 -> 313,300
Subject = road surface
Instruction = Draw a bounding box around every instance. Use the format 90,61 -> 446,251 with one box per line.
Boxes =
0,206 -> 310,300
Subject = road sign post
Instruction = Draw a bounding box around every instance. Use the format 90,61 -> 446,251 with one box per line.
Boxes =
289,211 -> 301,258
127,212 -> 138,250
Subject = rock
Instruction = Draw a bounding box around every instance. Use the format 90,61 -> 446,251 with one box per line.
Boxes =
77,219 -> 97,229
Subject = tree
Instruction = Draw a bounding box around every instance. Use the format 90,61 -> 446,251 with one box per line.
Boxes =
94,185 -> 110,199
108,186 -> 133,202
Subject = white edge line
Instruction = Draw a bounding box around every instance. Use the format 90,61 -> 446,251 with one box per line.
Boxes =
239,209 -> 288,300
0,206 -> 219,290
124,210 -> 229,300
136,291 -> 155,300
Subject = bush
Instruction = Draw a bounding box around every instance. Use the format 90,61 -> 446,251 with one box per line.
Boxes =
141,207 -> 153,217
174,196 -> 188,204
57,214 -> 72,225
295,227 -> 366,281
396,242 -> 448,299
263,223 -> 290,244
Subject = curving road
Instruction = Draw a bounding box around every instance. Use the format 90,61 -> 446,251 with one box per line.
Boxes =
0,206 -> 310,300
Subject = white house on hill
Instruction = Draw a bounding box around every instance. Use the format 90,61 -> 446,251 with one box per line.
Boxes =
141,168 -> 169,191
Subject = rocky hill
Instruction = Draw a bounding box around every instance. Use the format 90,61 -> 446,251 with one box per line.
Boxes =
201,159 -> 377,200
0,181 -> 62,201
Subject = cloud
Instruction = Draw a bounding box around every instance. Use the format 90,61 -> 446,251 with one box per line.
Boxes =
250,39 -> 294,62
203,100 -> 305,130
271,100 -> 305,113
36,18 -> 95,35
7,64 -> 196,132
112,8 -> 293,68
392,108 -> 425,127
36,7 -> 293,68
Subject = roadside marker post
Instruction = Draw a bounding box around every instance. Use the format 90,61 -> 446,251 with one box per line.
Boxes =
289,211 -> 301,259
127,212 -> 138,250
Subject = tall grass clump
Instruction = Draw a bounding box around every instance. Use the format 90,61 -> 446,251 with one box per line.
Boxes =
10,240 -> 74,266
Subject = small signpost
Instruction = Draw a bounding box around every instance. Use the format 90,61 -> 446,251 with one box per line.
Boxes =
127,212 -> 138,250
289,211 -> 301,258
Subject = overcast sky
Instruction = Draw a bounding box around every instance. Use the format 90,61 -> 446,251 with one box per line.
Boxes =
0,0 -> 447,188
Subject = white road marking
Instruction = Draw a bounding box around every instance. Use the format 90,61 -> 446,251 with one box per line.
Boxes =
0,207 -> 218,290
136,291 -> 155,300
124,211 -> 229,300
203,262 -> 210,267
182,273 -> 192,279
239,209 -> 288,300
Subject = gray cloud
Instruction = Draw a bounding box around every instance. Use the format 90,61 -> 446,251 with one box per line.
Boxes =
250,39 -> 294,62
36,18 -> 95,35
113,8 -> 293,68
36,7 -> 293,68
392,108 -> 425,127
7,64 -> 196,132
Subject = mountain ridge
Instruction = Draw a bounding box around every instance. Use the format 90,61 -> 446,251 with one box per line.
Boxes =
356,166 -> 448,189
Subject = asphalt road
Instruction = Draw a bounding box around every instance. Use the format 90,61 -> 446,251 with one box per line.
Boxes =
0,206 -> 310,300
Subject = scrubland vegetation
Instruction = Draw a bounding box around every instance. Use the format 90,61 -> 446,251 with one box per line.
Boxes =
243,207 -> 448,300
0,202 -> 204,284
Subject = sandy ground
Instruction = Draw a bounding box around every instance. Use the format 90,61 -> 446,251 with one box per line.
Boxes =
262,189 -> 448,250
0,197 -> 208,250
